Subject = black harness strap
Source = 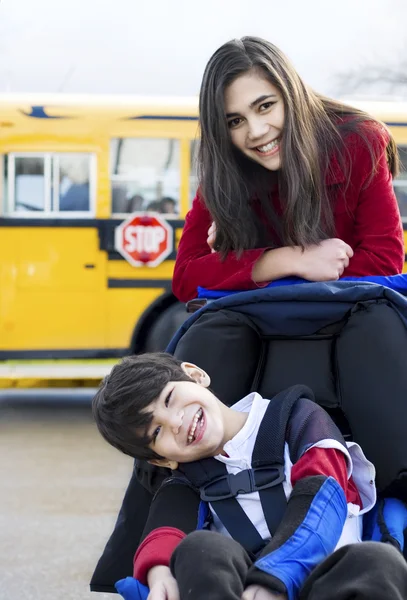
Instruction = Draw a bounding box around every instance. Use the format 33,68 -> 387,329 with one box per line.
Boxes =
252,385 -> 314,538
209,490 -> 266,554
176,455 -> 267,553
178,385 -> 314,555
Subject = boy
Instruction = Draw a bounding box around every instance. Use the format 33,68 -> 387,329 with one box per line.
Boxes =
93,353 -> 407,600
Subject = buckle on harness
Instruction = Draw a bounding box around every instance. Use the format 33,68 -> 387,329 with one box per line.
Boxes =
200,464 -> 285,502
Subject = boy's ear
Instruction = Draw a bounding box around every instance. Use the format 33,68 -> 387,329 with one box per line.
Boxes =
181,362 -> 211,388
148,458 -> 179,470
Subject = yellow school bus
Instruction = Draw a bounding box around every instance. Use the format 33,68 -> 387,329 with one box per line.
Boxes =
0,94 -> 200,364
0,95 -> 406,369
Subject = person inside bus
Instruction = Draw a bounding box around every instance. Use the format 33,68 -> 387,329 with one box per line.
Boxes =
112,185 -> 129,213
60,181 -> 90,211
146,200 -> 163,212
160,197 -> 177,214
172,36 -> 404,303
128,194 -> 145,212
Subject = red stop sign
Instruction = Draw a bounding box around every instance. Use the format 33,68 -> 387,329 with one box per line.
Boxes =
115,213 -> 173,267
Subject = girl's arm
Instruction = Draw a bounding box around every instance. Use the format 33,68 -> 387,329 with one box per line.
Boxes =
172,194 -> 271,302
342,124 -> 404,277
173,195 -> 352,302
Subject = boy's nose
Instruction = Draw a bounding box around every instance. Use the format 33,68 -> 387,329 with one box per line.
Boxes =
170,410 -> 184,434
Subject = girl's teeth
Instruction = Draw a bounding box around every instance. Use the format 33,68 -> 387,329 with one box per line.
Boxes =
257,139 -> 279,153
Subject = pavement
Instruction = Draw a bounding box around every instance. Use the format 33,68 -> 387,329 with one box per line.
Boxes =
0,400 -> 134,600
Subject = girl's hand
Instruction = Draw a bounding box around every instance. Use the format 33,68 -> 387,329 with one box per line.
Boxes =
207,221 -> 217,252
147,565 -> 180,600
296,238 -> 354,281
242,584 -> 288,600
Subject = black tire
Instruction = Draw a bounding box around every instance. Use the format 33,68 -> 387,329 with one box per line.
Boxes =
144,302 -> 189,352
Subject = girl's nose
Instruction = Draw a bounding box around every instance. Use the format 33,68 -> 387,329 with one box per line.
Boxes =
247,118 -> 269,141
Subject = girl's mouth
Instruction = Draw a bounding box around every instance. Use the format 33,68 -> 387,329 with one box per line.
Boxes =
254,138 -> 280,157
187,408 -> 205,444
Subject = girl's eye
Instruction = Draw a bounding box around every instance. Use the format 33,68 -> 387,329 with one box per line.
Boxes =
165,390 -> 172,407
228,117 -> 242,129
152,426 -> 161,442
259,101 -> 275,112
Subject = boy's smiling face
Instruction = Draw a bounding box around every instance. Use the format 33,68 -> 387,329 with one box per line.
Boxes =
144,363 -> 246,469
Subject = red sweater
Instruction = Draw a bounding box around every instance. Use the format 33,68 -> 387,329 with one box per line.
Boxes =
173,122 -> 404,302
133,447 -> 361,584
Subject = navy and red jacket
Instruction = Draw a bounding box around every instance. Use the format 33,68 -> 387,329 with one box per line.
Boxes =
133,396 -> 372,599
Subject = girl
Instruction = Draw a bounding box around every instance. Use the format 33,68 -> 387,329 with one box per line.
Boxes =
173,37 -> 404,302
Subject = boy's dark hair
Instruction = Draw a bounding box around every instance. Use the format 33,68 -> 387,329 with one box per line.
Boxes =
92,352 -> 193,460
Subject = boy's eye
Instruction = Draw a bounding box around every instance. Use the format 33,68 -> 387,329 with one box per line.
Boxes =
152,426 -> 161,442
164,390 -> 172,407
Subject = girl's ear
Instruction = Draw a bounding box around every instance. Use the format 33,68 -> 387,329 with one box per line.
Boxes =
148,458 -> 179,470
181,362 -> 211,388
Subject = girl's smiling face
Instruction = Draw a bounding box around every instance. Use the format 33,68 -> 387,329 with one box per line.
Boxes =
224,69 -> 284,171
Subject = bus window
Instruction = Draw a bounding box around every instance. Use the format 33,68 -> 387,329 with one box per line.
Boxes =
14,155 -> 48,213
110,138 -> 180,216
395,145 -> 407,220
3,152 -> 95,216
189,139 -> 199,204
55,153 -> 93,213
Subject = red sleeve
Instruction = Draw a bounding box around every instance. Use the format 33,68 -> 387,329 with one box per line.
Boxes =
172,193 -> 269,302
342,124 -> 404,277
133,526 -> 186,585
173,123 -> 404,302
291,447 -> 362,507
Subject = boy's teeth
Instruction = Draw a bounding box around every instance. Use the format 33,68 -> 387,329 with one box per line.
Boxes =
257,139 -> 279,153
187,408 -> 203,443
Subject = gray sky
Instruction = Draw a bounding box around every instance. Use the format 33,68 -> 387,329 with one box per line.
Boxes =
0,0 -> 406,97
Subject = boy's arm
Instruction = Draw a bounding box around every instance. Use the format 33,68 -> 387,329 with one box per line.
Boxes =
245,398 -> 355,599
245,474 -> 347,600
133,478 -> 201,585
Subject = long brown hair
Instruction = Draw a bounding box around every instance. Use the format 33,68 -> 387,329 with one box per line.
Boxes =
198,36 -> 399,257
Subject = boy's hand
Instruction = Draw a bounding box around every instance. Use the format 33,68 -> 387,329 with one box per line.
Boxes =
147,565 -> 180,600
147,578 -> 179,600
242,584 -> 288,600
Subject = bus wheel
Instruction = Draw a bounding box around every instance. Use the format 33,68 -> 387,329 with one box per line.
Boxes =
144,302 -> 190,352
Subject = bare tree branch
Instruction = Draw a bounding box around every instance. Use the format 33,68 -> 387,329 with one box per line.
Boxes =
335,60 -> 407,97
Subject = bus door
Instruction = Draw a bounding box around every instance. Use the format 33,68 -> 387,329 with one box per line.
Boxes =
0,151 -> 107,357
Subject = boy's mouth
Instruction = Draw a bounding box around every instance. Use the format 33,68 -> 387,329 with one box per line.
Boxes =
187,407 -> 203,444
